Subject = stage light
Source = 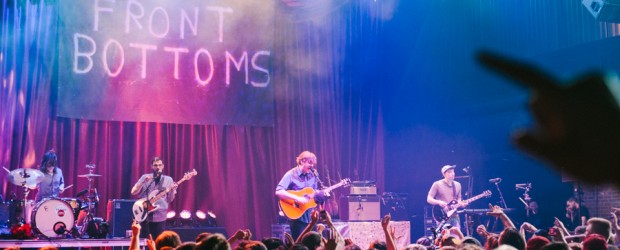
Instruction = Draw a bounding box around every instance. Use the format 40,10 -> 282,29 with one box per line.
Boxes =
196,210 -> 206,220
180,210 -> 192,220
166,211 -> 179,227
207,211 -> 217,219
166,211 -> 177,219
193,210 -> 218,227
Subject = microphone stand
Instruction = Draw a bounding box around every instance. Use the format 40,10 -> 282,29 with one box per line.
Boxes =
493,181 -> 508,209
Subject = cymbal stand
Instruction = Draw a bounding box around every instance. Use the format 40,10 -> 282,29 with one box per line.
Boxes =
19,169 -> 31,224
79,164 -> 97,237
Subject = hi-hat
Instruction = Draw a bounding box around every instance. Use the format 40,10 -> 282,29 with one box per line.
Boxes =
6,168 -> 44,188
77,173 -> 102,178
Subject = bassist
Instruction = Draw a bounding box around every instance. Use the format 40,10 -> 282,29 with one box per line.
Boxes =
275,151 -> 330,241
427,165 -> 468,230
131,156 -> 177,239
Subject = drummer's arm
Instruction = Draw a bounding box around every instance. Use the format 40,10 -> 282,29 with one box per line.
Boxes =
59,175 -> 65,193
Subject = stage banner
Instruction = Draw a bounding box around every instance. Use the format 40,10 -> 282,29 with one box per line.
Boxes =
57,0 -> 274,126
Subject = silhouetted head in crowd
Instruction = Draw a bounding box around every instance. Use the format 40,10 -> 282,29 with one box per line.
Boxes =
196,233 -> 231,250
196,232 -> 212,242
300,231 -> 322,250
460,244 -> 484,250
586,218 -> 612,242
291,243 -> 309,250
175,242 -> 197,250
526,236 -> 550,250
369,240 -> 387,250
462,237 -> 482,247
404,244 -> 428,250
541,242 -> 569,250
415,236 -> 433,247
582,234 -> 607,250
155,230 -> 182,249
344,244 -> 362,250
236,240 -> 268,250
441,236 -> 461,248
499,227 -> 526,250
262,237 -> 285,250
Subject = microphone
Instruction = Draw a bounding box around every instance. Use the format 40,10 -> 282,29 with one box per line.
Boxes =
463,166 -> 470,174
516,183 -> 531,189
489,178 -> 502,183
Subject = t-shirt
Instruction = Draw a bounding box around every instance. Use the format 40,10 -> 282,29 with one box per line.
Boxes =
428,179 -> 462,203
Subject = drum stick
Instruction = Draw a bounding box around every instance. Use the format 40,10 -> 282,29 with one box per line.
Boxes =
63,184 -> 73,191
3,167 -> 9,173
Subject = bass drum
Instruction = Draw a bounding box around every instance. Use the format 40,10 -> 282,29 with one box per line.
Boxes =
31,198 -> 75,239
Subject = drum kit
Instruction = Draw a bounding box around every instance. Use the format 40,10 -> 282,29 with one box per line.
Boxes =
3,164 -> 103,239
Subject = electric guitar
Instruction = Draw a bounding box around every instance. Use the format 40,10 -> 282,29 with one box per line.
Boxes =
432,190 -> 492,222
279,178 -> 351,219
132,169 -> 197,223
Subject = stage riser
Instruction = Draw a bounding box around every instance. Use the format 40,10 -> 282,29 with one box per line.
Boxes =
169,227 -> 228,242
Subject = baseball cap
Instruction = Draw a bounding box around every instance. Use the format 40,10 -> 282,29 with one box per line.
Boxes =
441,165 -> 456,174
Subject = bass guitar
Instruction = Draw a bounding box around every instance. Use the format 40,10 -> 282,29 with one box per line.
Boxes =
279,178 -> 351,219
432,190 -> 492,221
133,169 -> 197,223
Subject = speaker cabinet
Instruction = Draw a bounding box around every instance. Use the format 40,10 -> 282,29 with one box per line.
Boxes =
107,199 -> 136,238
339,195 -> 380,221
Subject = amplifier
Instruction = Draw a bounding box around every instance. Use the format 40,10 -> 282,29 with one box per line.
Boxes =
107,199 -> 136,238
350,186 -> 377,195
339,195 -> 380,221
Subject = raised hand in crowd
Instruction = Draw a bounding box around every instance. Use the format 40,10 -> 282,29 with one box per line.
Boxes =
486,203 -> 515,229
243,229 -> 252,240
284,232 -> 295,249
519,222 -> 538,240
553,217 -> 571,237
228,229 -> 251,247
477,224 -> 491,239
129,220 -> 141,250
381,214 -> 396,250
478,51 -> 620,186
146,234 -> 156,250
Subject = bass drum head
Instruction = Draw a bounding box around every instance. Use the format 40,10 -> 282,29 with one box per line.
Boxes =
31,198 -> 75,239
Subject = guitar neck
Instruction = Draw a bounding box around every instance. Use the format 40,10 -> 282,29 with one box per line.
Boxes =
324,182 -> 345,192
149,178 -> 186,203
464,193 -> 486,203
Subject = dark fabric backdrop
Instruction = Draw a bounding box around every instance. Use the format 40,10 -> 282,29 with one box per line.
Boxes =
0,0 -> 386,238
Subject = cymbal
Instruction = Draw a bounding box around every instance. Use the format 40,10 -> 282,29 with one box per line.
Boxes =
6,168 -> 44,187
77,173 -> 102,178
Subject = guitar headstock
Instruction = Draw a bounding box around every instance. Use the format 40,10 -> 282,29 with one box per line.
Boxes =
183,169 -> 197,180
341,178 -> 351,187
483,190 -> 492,197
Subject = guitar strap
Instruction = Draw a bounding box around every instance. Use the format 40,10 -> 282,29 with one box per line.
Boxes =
452,183 -> 457,200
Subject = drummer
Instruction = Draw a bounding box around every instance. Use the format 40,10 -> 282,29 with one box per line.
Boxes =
35,150 -> 65,202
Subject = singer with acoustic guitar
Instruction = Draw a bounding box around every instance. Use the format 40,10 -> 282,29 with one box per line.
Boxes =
427,165 -> 468,230
275,151 -> 331,241
131,156 -> 178,239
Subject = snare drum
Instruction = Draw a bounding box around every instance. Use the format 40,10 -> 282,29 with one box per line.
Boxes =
31,198 -> 75,238
60,198 -> 82,218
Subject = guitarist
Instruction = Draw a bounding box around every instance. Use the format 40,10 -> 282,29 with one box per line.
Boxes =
427,165 -> 468,230
131,156 -> 178,239
275,151 -> 330,241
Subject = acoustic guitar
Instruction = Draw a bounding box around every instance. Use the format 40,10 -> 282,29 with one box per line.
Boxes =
279,178 -> 351,219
